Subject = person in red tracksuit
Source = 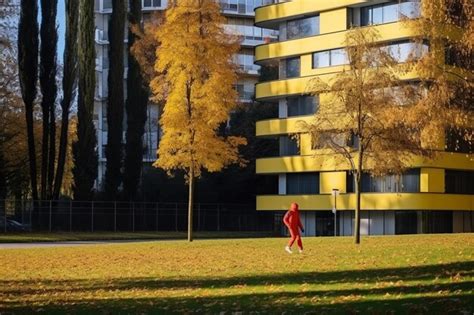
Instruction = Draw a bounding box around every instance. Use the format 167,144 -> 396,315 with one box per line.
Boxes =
283,202 -> 304,254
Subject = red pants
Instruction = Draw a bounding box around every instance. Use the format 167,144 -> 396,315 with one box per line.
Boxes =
288,228 -> 303,250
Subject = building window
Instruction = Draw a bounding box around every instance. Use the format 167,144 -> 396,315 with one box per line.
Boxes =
445,170 -> 474,194
143,0 -> 161,8
313,49 -> 347,68
360,169 -> 420,193
287,96 -> 318,117
285,57 -> 300,78
287,173 -> 320,194
385,41 -> 428,62
279,136 -> 299,156
358,1 -> 420,26
287,16 -> 320,40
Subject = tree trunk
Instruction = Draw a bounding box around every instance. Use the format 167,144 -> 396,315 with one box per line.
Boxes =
73,0 -> 98,200
53,0 -> 78,200
18,0 -> 39,201
39,0 -> 58,200
354,145 -> 363,245
188,166 -> 195,242
123,0 -> 149,201
104,0 -> 125,199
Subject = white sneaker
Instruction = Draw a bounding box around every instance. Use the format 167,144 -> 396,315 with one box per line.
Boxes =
298,249 -> 303,254
285,246 -> 293,254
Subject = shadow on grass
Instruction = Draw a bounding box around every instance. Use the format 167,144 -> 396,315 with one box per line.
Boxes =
1,262 -> 473,314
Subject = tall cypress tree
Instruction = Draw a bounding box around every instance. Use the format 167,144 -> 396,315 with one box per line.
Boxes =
73,0 -> 98,200
104,0 -> 126,199
53,0 -> 78,200
39,0 -> 58,199
18,0 -> 39,201
123,0 -> 149,200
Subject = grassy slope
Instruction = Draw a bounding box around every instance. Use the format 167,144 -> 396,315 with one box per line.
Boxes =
0,234 -> 473,314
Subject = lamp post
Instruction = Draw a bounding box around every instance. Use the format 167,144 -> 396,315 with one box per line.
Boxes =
332,188 -> 340,236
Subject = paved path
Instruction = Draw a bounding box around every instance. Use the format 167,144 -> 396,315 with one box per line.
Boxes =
0,239 -> 159,249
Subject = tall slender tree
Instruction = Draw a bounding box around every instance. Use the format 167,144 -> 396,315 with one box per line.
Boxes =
73,0 -> 98,200
53,0 -> 79,200
123,0 -> 150,200
18,0 -> 39,200
104,0 -> 126,199
148,0 -> 246,241
39,0 -> 58,199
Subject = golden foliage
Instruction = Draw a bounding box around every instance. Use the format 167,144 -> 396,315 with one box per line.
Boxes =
303,27 -> 432,177
144,0 -> 246,179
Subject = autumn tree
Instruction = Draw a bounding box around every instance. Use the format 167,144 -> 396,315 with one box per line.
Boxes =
104,0 -> 126,199
408,0 -> 473,153
53,0 -> 79,200
18,0 -> 39,200
73,0 -> 98,200
148,0 -> 246,241
302,27 -> 435,244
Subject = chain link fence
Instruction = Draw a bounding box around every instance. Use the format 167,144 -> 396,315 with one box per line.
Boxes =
0,200 -> 277,233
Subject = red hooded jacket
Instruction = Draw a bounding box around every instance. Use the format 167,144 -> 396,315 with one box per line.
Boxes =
283,202 -> 303,231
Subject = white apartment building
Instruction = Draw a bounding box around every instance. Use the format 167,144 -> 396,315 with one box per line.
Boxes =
93,0 -> 277,188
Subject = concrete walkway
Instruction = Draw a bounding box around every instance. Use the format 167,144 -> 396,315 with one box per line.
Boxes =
0,239 -> 159,249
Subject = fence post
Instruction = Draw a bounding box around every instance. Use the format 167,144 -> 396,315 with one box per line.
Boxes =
197,203 -> 201,232
21,199 -> 24,226
114,201 -> 117,233
91,201 -> 94,233
49,200 -> 52,232
217,205 -> 220,232
175,203 -> 178,232
132,203 -> 135,232
69,200 -> 72,232
155,203 -> 159,232
3,201 -> 6,233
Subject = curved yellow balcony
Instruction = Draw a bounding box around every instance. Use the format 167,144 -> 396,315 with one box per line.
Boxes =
256,69 -> 421,100
255,22 -> 417,63
257,193 -> 474,211
256,153 -> 474,174
256,116 -> 314,136
255,0 -> 369,29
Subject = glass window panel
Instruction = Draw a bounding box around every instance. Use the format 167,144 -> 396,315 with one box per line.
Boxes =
287,173 -> 319,194
330,49 -> 347,66
287,96 -> 318,117
372,5 -> 383,24
286,57 -> 300,78
279,136 -> 299,156
313,51 -> 330,68
383,3 -> 399,23
399,1 -> 421,19
287,16 -> 319,40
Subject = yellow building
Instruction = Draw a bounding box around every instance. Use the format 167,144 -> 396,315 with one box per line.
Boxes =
254,0 -> 474,236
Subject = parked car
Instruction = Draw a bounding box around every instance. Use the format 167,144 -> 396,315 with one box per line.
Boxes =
0,218 -> 30,232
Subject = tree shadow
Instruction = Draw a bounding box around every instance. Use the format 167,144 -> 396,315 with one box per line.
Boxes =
1,261 -> 473,313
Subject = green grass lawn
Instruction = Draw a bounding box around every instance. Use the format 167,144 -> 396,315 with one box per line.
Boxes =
1,234 -> 473,314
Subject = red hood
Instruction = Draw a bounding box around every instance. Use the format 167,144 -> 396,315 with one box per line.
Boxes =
290,202 -> 299,212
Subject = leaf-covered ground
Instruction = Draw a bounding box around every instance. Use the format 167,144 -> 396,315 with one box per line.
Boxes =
1,234 -> 473,314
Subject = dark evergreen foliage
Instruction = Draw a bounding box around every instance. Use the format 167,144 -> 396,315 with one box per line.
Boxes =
104,0 -> 126,199
18,0 -> 39,200
72,0 -> 98,200
123,0 -> 149,200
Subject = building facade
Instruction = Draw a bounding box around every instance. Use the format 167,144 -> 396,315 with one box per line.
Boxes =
254,0 -> 474,236
93,0 -> 277,188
